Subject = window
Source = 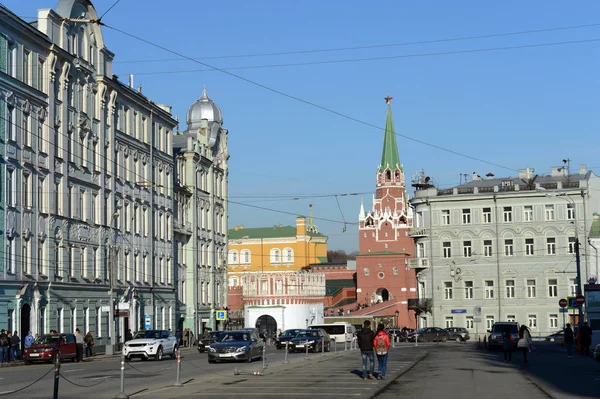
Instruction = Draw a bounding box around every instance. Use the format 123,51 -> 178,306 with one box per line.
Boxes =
482,207 -> 491,224
80,189 -> 85,220
444,282 -> 453,300
442,242 -> 451,258
548,279 -> 558,297
462,241 -> 472,258
568,237 -> 576,254
364,268 -> 369,276
527,279 -> 536,298
6,168 -> 14,206
37,57 -> 44,90
486,316 -> 495,330
441,210 -> 450,225
546,237 -> 556,255
545,204 -> 555,221
549,314 -> 558,329
466,316 -> 474,329
570,278 -> 577,296
22,173 -> 30,208
528,314 -> 537,328
23,49 -> 30,84
392,267 -> 399,276
270,248 -> 281,264
525,238 -> 534,256
228,250 -> 238,264
229,276 -> 239,287
284,248 -> 293,263
464,281 -> 473,299
565,203 -> 576,221
445,317 -> 454,328
504,239 -> 514,256
6,43 -> 14,77
523,205 -> 533,222
506,315 -> 516,323
503,206 -> 513,222
506,280 -> 515,298
483,240 -> 493,257
23,113 -> 30,147
485,280 -> 494,299
241,250 -> 251,264
7,105 -> 16,141
417,242 -> 426,258
462,209 -> 471,224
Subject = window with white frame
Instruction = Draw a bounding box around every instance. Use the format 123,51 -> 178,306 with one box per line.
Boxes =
441,210 -> 450,225
545,204 -> 555,221
549,314 -> 558,329
417,242 -> 426,258
284,248 -> 294,263
503,206 -> 513,222
548,279 -> 558,297
444,282 -> 453,300
506,315 -> 516,323
393,267 -> 399,275
523,205 -> 533,222
364,268 -> 369,276
566,203 -> 575,220
506,280 -> 515,298
462,241 -> 472,258
568,237 -> 576,254
482,207 -> 492,224
485,280 -> 494,299
466,316 -> 474,329
445,317 -> 454,328
270,248 -> 281,264
504,239 -> 514,256
525,238 -> 534,256
546,237 -> 556,255
228,250 -> 239,265
528,314 -> 537,328
6,168 -> 15,206
442,242 -> 451,258
569,278 -> 577,296
97,309 -> 102,337
464,281 -> 473,299
527,279 -> 536,298
483,240 -> 493,257
229,276 -> 239,287
486,316 -> 495,330
241,250 -> 251,264
462,209 -> 471,224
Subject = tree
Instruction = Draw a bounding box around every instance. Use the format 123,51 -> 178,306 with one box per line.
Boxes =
327,250 -> 350,262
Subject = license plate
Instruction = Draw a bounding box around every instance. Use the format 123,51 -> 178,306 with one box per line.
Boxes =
29,354 -> 40,357
219,353 -> 234,357
296,345 -> 304,348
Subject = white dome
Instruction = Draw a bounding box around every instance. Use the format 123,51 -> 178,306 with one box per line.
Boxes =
186,88 -> 223,131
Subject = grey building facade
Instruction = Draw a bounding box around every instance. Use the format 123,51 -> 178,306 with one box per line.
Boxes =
409,166 -> 600,338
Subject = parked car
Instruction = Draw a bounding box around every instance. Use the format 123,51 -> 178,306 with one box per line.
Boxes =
488,322 -> 519,350
207,330 -> 264,363
123,329 -> 179,361
406,327 -> 449,343
198,331 -> 226,353
23,333 -> 77,364
594,344 -> 600,361
275,329 -> 306,349
289,329 -> 332,352
444,327 -> 470,342
545,329 -> 565,344
386,328 -> 403,342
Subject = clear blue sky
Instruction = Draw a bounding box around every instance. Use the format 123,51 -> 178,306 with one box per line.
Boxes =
8,0 -> 600,252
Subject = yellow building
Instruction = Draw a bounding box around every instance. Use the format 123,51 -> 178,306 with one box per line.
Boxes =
227,215 -> 328,286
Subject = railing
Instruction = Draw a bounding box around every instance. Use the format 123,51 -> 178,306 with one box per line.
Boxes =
457,188 -> 474,194
563,181 -> 580,189
540,182 -> 558,190
479,186 -> 495,193
407,228 -> 429,237
406,258 -> 429,269
438,189 -> 453,196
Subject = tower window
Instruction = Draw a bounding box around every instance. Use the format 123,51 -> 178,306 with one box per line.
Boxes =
385,170 -> 391,180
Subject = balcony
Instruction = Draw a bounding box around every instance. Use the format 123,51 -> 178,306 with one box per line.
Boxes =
407,298 -> 433,314
407,258 -> 430,270
173,220 -> 192,236
407,228 -> 429,237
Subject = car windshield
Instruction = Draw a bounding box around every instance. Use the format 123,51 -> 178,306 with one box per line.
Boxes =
492,324 -> 518,333
282,329 -> 302,336
220,332 -> 250,342
414,328 -> 426,334
133,330 -> 162,339
296,331 -> 319,338
34,335 -> 62,345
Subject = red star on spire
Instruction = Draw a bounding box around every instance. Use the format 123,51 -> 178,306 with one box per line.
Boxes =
384,95 -> 393,105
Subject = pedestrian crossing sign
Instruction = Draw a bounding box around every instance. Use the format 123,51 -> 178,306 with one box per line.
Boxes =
216,310 -> 227,320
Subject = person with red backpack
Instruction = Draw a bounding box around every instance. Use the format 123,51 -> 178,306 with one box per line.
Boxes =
373,323 -> 391,380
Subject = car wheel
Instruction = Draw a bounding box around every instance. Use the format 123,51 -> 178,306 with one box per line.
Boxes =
456,337 -> 462,343
155,347 -> 163,361
172,346 -> 179,359
442,336 -> 448,343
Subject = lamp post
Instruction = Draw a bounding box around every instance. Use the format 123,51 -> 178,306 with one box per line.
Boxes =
395,310 -> 400,328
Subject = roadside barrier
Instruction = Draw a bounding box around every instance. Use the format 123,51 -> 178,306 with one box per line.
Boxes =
262,344 -> 268,369
115,353 -> 129,399
321,337 -> 325,355
173,350 -> 183,387
0,361 -> 55,397
233,367 -> 263,376
284,341 -> 290,364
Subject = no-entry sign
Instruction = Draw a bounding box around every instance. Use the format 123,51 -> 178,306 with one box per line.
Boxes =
575,295 -> 585,306
559,298 -> 568,308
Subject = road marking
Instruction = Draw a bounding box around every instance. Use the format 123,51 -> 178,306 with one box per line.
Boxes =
63,369 -> 85,373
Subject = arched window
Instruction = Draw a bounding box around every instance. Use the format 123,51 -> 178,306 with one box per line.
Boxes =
283,248 -> 294,263
240,249 -> 251,264
228,250 -> 239,265
270,248 -> 281,264
229,276 -> 239,287
385,170 -> 391,180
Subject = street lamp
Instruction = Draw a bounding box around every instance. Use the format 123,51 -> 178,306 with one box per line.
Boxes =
395,310 -> 400,328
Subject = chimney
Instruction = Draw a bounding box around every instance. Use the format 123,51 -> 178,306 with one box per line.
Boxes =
486,172 -> 495,180
296,216 -> 307,236
137,85 -> 143,93
472,172 -> 480,181
518,168 -> 535,179
128,74 -> 134,88
579,164 -> 587,175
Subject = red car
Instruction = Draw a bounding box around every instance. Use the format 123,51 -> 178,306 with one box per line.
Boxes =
23,333 -> 77,364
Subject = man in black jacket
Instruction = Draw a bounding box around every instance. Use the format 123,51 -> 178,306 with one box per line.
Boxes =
0,330 -> 9,366
356,320 -> 376,380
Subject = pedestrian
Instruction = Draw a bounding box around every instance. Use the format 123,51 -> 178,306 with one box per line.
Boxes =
517,325 -> 533,364
74,328 -> 85,362
125,329 -> 133,342
84,332 -> 95,357
0,330 -> 9,365
579,322 -> 592,357
373,323 -> 390,380
183,328 -> 189,347
356,320 -> 376,380
24,331 -> 35,349
564,323 -> 574,358
502,326 -> 513,362
10,331 -> 20,362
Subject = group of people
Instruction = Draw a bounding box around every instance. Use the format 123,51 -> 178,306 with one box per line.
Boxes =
356,320 -> 391,380
0,330 -> 36,365
563,322 -> 593,357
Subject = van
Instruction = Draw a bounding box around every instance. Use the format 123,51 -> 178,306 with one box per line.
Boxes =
308,322 -> 356,343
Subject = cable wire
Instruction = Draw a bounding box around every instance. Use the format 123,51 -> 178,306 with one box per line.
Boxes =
59,373 -> 110,388
0,364 -> 55,396
99,0 -> 121,21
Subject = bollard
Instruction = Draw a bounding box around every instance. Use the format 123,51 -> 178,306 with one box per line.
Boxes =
437,333 -> 440,345
415,333 -> 419,347
234,367 -> 263,376
173,349 -> 183,387
321,337 -> 325,355
344,338 -> 348,351
334,339 -> 337,352
115,353 -> 129,399
53,354 -> 61,399
262,344 -> 267,369
392,334 -> 396,348
284,341 -> 289,364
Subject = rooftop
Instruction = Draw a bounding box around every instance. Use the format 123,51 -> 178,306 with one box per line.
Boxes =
228,225 -> 326,240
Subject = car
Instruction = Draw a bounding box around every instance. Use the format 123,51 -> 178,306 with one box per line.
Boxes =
487,322 -> 519,350
406,327 -> 449,343
198,331 -> 226,353
594,344 -> 600,361
23,333 -> 77,364
444,327 -> 470,342
289,329 -> 331,353
123,329 -> 178,361
207,330 -> 264,363
275,329 -> 306,349
545,329 -> 565,344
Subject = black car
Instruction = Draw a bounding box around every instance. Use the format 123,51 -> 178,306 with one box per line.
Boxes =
198,331 -> 226,353
289,329 -> 331,353
488,322 -> 519,350
207,330 -> 264,363
406,327 -> 449,343
275,329 -> 306,349
444,327 -> 470,342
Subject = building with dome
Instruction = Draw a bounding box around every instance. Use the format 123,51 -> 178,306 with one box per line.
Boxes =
173,88 -> 229,334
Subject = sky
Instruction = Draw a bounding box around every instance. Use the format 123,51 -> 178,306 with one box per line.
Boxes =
6,0 -> 600,252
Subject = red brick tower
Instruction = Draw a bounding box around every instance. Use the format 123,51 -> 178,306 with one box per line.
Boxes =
355,96 -> 416,328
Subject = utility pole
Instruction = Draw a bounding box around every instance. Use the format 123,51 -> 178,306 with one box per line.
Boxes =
575,238 -> 584,325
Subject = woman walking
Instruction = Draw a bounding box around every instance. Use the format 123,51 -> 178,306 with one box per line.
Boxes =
517,325 -> 533,364
373,323 -> 391,380
84,332 -> 94,358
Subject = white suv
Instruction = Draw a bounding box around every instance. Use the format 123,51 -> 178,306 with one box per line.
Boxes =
123,330 -> 178,361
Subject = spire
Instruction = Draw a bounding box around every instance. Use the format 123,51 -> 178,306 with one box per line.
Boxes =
378,95 -> 402,172
307,204 -> 319,233
359,198 -> 365,220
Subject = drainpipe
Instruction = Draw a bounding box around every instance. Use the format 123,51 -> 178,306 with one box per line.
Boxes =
493,195 -> 501,322
589,239 -> 598,278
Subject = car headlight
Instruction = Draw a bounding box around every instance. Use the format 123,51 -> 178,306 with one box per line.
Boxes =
208,347 -> 216,353
44,348 -> 54,352
306,340 -> 315,344
235,346 -> 247,353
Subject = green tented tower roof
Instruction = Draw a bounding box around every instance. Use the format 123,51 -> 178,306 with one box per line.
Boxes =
378,98 -> 402,172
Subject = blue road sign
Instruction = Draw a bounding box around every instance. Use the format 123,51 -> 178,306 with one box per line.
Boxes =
216,310 -> 228,320
145,315 -> 152,330
567,297 -> 579,309
451,309 -> 467,314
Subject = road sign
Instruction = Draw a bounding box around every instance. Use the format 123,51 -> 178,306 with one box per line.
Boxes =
559,298 -> 568,308
216,310 -> 228,321
575,295 -> 585,306
567,296 -> 578,309
559,308 -> 568,313
451,309 -> 467,314
145,315 -> 152,330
